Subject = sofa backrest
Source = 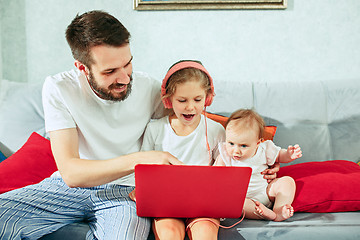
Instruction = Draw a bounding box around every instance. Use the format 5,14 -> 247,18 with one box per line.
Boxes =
208,79 -> 360,164
0,80 -> 47,157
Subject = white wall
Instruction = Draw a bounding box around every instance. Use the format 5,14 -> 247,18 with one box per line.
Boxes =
0,0 -> 4,80
0,17 -> 3,80
1,0 -> 360,84
1,0 -> 27,82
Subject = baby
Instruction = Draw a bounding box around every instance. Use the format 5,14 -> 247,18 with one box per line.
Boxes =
215,109 -> 302,221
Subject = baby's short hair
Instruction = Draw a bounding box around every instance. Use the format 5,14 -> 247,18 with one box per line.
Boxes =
225,109 -> 265,139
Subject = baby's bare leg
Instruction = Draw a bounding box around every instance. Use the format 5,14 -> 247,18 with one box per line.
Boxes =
243,198 -> 276,220
267,176 -> 296,222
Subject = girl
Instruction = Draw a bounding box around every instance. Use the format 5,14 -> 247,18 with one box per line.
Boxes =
215,109 -> 302,222
140,60 -> 225,240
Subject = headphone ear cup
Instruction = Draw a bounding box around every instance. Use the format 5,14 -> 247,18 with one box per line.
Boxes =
205,93 -> 214,107
162,97 -> 172,109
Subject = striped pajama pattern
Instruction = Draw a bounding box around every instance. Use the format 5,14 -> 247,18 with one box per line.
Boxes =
0,177 -> 150,240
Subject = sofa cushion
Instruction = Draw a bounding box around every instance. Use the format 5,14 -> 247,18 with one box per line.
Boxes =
278,160 -> 360,213
0,80 -> 46,156
0,132 -> 57,194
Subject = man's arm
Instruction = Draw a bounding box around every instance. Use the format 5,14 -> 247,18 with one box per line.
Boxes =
50,128 -> 182,188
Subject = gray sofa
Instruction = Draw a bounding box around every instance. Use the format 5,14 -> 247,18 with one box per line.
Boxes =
1,77 -> 359,239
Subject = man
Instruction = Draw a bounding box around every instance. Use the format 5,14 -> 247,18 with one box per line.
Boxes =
0,10 -> 180,240
0,10 -> 279,240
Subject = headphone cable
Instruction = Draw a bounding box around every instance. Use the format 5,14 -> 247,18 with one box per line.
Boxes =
185,210 -> 246,231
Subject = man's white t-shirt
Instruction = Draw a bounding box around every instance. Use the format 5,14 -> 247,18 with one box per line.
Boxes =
42,69 -> 164,186
141,115 -> 225,165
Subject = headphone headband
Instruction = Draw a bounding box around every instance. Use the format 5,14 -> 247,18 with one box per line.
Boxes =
161,60 -> 215,108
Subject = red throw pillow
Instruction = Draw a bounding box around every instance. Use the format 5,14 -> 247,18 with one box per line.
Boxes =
278,160 -> 360,212
0,132 -> 57,194
205,112 -> 277,141
263,126 -> 277,142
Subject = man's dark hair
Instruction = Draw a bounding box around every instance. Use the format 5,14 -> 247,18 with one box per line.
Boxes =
66,10 -> 130,68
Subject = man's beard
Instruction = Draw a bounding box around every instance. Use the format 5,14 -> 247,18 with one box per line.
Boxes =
88,71 -> 132,101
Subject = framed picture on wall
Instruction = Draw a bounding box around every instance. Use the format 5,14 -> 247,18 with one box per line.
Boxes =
134,0 -> 287,10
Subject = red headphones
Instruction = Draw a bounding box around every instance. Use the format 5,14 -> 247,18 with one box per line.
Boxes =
161,60 -> 215,109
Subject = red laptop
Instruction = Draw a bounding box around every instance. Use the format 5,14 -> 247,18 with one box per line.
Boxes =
135,164 -> 252,218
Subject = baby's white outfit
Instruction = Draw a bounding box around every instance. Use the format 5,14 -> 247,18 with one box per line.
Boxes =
218,140 -> 281,207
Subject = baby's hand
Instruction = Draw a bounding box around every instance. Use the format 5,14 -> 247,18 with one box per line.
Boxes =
287,144 -> 302,160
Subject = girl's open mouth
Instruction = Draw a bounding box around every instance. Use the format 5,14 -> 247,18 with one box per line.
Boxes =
183,114 -> 195,121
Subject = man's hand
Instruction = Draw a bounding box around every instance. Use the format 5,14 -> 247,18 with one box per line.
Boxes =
261,162 -> 280,183
129,151 -> 183,202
